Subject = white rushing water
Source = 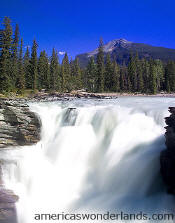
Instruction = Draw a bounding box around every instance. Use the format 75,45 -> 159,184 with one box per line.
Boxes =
1,97 -> 175,223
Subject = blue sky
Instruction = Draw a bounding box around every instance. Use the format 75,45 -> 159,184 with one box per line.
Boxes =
1,0 -> 175,59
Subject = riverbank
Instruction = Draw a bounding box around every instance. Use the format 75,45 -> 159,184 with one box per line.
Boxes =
24,91 -> 175,102
1,91 -> 175,103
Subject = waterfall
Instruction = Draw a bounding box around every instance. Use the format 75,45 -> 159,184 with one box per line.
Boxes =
1,97 -> 175,223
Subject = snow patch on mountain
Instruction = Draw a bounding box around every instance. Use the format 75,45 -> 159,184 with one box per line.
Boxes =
88,38 -> 133,57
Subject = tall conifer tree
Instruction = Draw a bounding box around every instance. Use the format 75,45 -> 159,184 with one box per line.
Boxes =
86,56 -> 97,92
165,61 -> 175,92
61,53 -> 70,92
38,51 -> 50,90
12,24 -> 20,88
96,38 -> 105,92
0,17 -> 13,92
73,57 -> 82,89
24,47 -> 31,89
137,60 -> 144,92
128,53 -> 137,92
105,53 -> 113,91
30,39 -> 38,90
112,60 -> 120,92
120,67 -> 125,91
50,48 -> 59,91
149,60 -> 157,94
17,38 -> 25,92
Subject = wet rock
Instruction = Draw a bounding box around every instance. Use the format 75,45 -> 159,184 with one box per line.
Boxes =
0,165 -> 18,223
31,91 -> 118,101
160,107 -> 175,194
0,187 -> 18,223
0,99 -> 41,148
0,188 -> 18,204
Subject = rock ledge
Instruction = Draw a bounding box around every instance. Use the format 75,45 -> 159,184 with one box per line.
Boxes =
160,107 -> 175,194
0,98 -> 41,148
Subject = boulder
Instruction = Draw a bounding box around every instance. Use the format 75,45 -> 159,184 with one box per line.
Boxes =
0,187 -> 18,223
0,99 -> 41,148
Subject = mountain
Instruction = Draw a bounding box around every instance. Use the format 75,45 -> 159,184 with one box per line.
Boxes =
76,39 -> 175,67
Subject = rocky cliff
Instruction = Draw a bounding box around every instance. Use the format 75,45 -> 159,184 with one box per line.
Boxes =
0,99 -> 41,148
0,98 -> 41,223
160,107 -> 175,194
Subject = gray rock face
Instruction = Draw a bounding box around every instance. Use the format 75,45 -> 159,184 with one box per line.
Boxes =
88,38 -> 133,56
160,107 -> 175,194
0,187 -> 18,223
0,164 -> 18,223
0,99 -> 41,148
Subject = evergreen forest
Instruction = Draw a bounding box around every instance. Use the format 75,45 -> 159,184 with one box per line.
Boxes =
0,17 -> 175,95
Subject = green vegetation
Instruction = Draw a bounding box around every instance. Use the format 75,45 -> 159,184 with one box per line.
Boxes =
77,41 -> 175,68
0,16 -> 175,96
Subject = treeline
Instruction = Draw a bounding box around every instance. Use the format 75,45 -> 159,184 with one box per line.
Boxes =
0,17 -> 82,94
85,39 -> 175,94
0,16 -> 175,95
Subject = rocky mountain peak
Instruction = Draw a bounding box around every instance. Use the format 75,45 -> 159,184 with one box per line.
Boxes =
88,38 -> 133,57
114,38 -> 132,46
77,38 -> 175,67
104,38 -> 132,51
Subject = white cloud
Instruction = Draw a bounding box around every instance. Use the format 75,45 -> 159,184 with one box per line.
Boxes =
25,45 -> 31,49
59,51 -> 65,55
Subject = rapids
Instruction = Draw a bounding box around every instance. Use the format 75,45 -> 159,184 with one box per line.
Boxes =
0,97 -> 175,223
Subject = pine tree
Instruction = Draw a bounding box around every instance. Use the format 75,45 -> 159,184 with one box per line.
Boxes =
73,57 -> 82,89
165,61 -> 175,92
105,53 -> 113,91
165,62 -> 170,92
50,48 -> 59,91
128,53 -> 137,92
0,29 -> 3,55
149,60 -> 157,94
142,58 -> 150,93
16,38 -> 25,92
96,38 -> 105,92
70,57 -> 75,76
120,67 -> 125,91
137,60 -> 144,92
12,24 -> 20,88
61,53 -> 71,92
69,57 -> 76,89
86,56 -> 97,92
0,17 -> 13,92
24,46 -> 31,89
154,60 -> 164,91
134,53 -> 140,92
30,39 -> 38,90
112,60 -> 120,92
38,51 -> 50,90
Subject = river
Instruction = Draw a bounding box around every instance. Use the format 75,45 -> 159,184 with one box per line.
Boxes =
1,97 -> 175,223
